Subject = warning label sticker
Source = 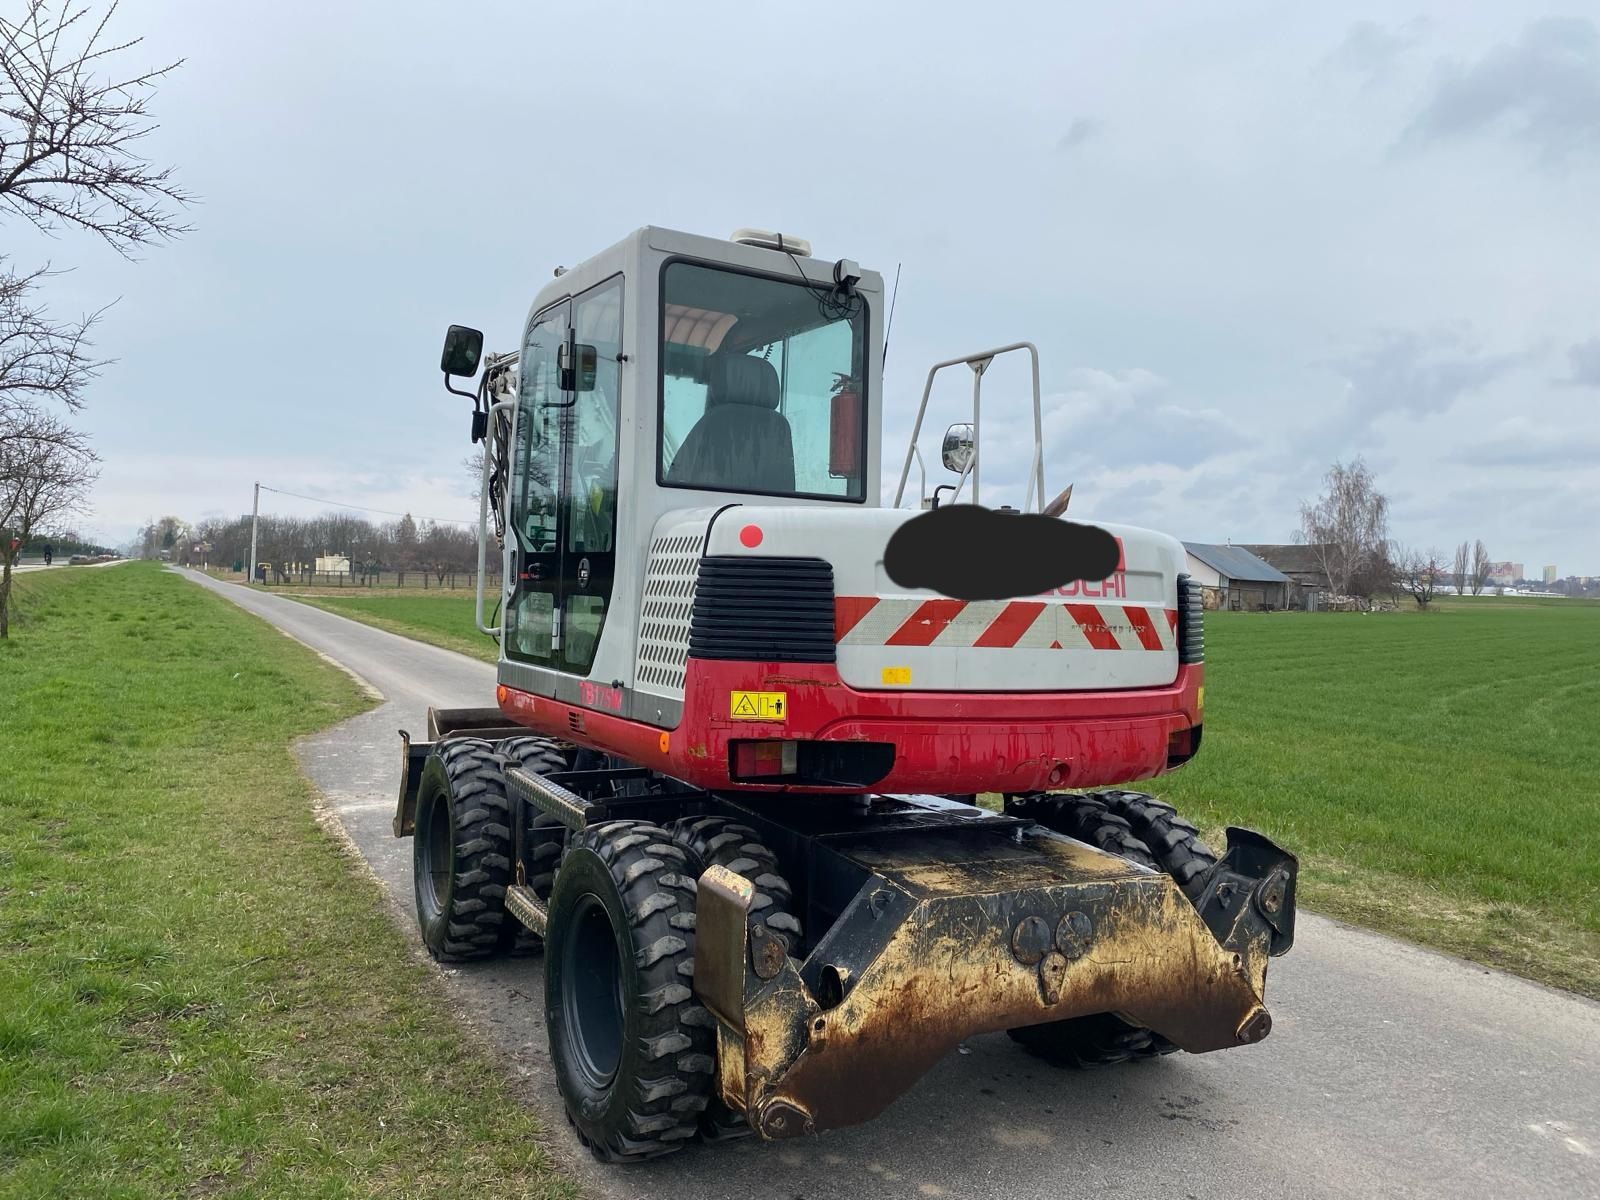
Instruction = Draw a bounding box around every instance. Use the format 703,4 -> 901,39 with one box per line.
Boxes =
730,691 -> 787,721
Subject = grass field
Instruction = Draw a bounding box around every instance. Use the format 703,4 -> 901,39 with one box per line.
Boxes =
0,564 -> 572,1199
1156,602 -> 1600,996
290,592 -> 496,662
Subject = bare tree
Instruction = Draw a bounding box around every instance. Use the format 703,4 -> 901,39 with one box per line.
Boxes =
419,519 -> 477,583
1394,545 -> 1444,611
0,403 -> 96,635
1,1 -> 193,254
1298,458 -> 1390,597
1452,541 -> 1470,595
1471,539 -> 1491,596
0,262 -> 106,421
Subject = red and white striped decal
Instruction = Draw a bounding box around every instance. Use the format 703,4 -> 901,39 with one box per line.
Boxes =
834,597 -> 1179,652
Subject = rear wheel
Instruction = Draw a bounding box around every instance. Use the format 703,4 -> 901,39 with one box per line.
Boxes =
1090,789 -> 1219,902
544,821 -> 715,1161
665,817 -> 802,951
412,739 -> 516,961
665,816 -> 803,1139
1002,792 -> 1178,1068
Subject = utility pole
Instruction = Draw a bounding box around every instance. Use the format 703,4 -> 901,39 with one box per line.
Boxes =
248,482 -> 259,585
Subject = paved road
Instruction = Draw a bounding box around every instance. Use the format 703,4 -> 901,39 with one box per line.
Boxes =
178,568 -> 1600,1200
12,559 -> 121,572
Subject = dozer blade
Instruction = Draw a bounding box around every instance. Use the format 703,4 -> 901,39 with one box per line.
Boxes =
392,706 -> 529,836
695,823 -> 1296,1139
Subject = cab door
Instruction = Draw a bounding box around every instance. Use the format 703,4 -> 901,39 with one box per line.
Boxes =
504,278 -> 622,680
504,302 -> 568,669
557,278 -> 621,674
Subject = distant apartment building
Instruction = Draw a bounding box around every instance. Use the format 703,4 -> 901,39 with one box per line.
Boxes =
1487,561 -> 1524,586
1544,565 -> 1557,584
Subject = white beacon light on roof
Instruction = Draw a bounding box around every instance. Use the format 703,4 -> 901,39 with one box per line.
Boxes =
730,228 -> 813,257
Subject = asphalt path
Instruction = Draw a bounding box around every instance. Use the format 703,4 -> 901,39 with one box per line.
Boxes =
177,568 -> 1600,1200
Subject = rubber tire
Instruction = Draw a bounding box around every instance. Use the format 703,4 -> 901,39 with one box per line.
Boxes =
412,738 -> 516,961
1006,792 -> 1161,871
1002,792 -> 1178,1068
545,820 -> 716,1162
666,816 -> 803,1141
1089,789 -> 1219,904
665,817 -> 803,951
494,735 -> 572,954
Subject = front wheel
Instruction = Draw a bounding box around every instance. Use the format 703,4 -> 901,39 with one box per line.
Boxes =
412,739 -> 516,961
544,821 -> 716,1161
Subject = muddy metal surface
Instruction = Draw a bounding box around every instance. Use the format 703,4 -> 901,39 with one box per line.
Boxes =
178,568 -> 1600,1200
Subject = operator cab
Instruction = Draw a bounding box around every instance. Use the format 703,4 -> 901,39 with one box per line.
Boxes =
439,227 -> 886,714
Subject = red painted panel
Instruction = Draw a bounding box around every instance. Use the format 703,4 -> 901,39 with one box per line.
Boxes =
496,660 -> 1203,796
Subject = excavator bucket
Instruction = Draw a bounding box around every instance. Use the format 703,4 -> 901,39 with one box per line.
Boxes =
694,816 -> 1295,1138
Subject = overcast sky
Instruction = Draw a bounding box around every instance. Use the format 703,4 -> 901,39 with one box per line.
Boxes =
26,1 -> 1600,574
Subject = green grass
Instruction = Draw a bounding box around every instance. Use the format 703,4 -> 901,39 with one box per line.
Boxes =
0,564 -> 573,1200
1155,603 -> 1600,996
289,592 -> 496,663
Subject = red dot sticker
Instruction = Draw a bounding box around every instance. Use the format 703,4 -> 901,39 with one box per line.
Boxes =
739,524 -> 764,548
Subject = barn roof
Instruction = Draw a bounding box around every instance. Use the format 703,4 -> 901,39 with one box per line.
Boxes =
1238,543 -> 1333,577
1182,542 -> 1290,584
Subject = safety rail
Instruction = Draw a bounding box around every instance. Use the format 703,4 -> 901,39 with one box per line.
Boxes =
892,342 -> 1045,512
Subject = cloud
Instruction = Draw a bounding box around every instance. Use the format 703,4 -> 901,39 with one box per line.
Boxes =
1449,417 -> 1600,469
1327,19 -> 1427,84
1029,368 -> 1245,476
1562,337 -> 1600,388
1403,17 -> 1600,163
1056,117 -> 1103,152
1323,328 -> 1527,430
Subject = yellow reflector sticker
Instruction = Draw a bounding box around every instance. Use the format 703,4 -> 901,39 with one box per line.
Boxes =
881,666 -> 912,686
730,691 -> 787,721
1197,686 -> 1206,710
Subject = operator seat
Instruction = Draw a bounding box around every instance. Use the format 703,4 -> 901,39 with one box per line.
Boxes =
667,354 -> 795,493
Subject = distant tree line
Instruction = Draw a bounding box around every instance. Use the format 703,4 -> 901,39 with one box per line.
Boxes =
147,511 -> 487,583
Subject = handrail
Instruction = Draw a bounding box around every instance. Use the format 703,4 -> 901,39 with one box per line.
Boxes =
475,396 -> 516,637
891,341 -> 1045,512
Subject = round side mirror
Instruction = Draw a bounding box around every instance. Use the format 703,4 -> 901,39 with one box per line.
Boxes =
941,422 -> 975,474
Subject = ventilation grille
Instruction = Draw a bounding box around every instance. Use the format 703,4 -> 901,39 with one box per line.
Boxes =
689,557 -> 836,663
1177,573 -> 1204,665
636,535 -> 702,697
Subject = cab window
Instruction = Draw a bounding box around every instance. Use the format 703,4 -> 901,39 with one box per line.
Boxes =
659,262 -> 867,501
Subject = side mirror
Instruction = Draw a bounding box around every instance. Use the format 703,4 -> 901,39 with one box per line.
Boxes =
558,339 -> 598,393
441,325 -> 483,378
941,422 -> 975,474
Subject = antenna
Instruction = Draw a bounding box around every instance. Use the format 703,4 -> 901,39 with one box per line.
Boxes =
882,262 -> 902,365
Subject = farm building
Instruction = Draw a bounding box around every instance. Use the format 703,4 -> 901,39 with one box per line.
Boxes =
1182,543 -> 1290,610
1239,544 -> 1334,608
